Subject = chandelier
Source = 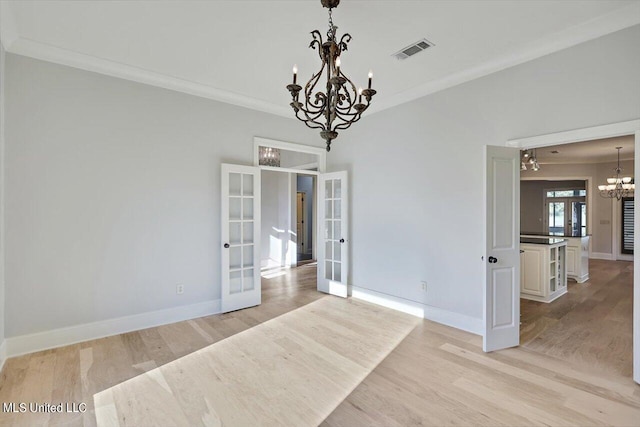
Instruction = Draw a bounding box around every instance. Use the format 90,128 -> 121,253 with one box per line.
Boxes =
598,147 -> 635,200
286,0 -> 376,152
258,146 -> 281,167
521,149 -> 540,171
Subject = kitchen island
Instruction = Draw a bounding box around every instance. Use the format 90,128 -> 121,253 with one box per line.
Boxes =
521,232 -> 590,283
520,237 -> 568,303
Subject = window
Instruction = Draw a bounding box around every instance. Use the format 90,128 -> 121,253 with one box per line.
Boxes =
544,187 -> 587,236
622,197 -> 634,255
546,189 -> 586,197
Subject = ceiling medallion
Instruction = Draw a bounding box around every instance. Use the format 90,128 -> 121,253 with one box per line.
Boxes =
286,0 -> 376,152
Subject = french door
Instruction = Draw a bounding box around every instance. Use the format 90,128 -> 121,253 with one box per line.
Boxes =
318,171 -> 349,297
221,164 -> 261,313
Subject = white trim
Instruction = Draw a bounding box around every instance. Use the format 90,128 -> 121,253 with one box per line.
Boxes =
5,299 -> 221,358
2,2 -> 639,118
367,3 -> 640,116
288,162 -> 318,171
352,286 -> 483,336
507,120 -> 640,149
590,252 -> 615,260
0,339 -> 6,373
253,137 -> 326,173
259,165 -> 320,176
635,130 -> 640,385
6,37 -> 292,119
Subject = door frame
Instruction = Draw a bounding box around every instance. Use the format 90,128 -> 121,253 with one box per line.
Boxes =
502,118 -> 640,385
252,137 -> 325,270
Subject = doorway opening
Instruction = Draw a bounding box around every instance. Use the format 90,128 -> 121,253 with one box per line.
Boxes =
496,121 -> 640,385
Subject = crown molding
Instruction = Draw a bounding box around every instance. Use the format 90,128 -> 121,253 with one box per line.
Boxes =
3,2 -> 639,118
0,1 -> 18,50
6,36 -> 293,119
367,2 -> 640,116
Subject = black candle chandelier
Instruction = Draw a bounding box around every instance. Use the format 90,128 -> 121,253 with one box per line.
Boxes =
286,0 -> 376,152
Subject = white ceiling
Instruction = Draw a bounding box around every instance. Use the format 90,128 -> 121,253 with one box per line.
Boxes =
1,1 -> 639,117
533,135 -> 635,164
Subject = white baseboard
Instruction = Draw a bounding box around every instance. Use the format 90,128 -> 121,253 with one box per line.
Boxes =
590,252 -> 614,260
5,299 -> 221,358
0,339 -> 6,373
351,286 -> 483,336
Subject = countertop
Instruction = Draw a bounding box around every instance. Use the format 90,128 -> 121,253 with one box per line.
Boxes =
521,231 -> 590,238
520,237 -> 568,245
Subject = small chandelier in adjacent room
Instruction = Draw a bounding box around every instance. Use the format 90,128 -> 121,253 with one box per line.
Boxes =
258,146 -> 281,167
521,149 -> 540,171
598,146 -> 634,200
286,0 -> 376,152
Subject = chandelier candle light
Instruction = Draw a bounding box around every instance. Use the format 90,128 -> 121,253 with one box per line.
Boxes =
598,146 -> 635,200
286,0 -> 376,152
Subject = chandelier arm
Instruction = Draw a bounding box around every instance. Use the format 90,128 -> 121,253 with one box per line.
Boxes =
304,67 -> 328,110
295,111 -> 326,131
309,31 -> 325,61
333,112 -> 364,131
295,102 -> 328,128
297,106 -> 325,123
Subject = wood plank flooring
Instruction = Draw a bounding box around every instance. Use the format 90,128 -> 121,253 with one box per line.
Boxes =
520,259 -> 633,377
0,260 -> 638,426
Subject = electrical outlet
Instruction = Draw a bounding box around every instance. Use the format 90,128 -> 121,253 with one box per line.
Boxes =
176,284 -> 184,295
420,281 -> 428,291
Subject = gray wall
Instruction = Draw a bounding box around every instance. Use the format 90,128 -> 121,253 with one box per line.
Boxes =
296,175 -> 314,255
5,54 -> 321,337
520,180 -> 586,234
327,25 -> 640,321
261,170 -> 293,267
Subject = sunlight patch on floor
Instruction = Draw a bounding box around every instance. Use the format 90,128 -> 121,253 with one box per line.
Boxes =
94,297 -> 420,426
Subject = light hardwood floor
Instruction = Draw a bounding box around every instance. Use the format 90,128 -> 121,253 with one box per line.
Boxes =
0,261 -> 638,426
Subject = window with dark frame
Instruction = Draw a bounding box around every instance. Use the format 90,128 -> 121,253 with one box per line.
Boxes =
622,197 -> 634,255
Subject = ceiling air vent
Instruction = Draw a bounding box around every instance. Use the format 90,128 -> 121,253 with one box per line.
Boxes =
392,38 -> 435,60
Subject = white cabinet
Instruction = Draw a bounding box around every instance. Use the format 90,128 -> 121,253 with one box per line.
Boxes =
520,239 -> 568,303
565,236 -> 590,283
521,235 -> 589,283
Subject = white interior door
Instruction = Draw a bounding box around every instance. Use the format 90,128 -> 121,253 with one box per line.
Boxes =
221,164 -> 261,313
484,146 -> 520,352
318,171 -> 348,297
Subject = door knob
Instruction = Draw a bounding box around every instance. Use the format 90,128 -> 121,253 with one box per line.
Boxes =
223,243 -> 230,249
488,256 -> 498,263
339,238 -> 345,243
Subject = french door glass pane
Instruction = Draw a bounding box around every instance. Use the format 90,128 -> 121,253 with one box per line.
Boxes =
242,174 -> 253,196
230,271 -> 242,294
229,173 -> 242,196
230,247 -> 241,269
572,202 -> 586,236
230,222 -> 241,245
243,268 -> 254,291
242,222 -> 254,244
548,202 -> 564,235
230,198 -> 241,220
243,198 -> 254,220
334,262 -> 341,282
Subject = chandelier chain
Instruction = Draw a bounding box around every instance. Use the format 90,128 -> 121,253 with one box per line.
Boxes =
327,8 -> 336,40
